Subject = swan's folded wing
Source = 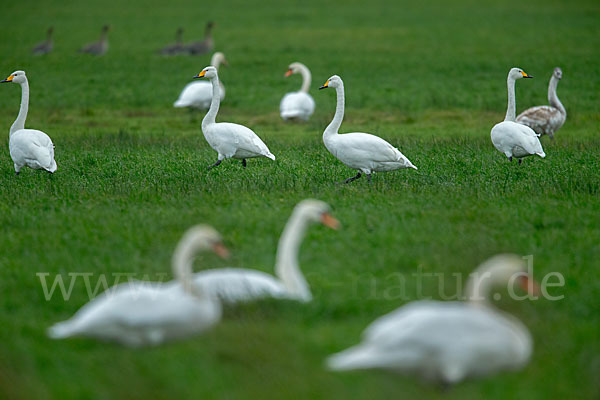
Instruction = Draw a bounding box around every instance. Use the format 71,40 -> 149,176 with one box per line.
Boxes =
513,123 -> 545,155
340,133 -> 404,162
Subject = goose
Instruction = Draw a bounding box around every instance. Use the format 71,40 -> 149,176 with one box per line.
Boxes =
186,21 -> 214,55
319,75 -> 417,183
327,254 -> 539,386
32,27 -> 53,55
280,62 -> 315,121
78,25 -> 109,56
194,66 -> 275,169
1,71 -> 57,175
47,225 -> 228,347
516,67 -> 566,140
491,68 -> 545,164
191,200 -> 339,303
159,27 -> 185,55
174,52 -> 227,109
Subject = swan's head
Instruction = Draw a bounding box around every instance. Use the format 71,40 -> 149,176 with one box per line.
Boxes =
284,62 -> 307,77
173,225 -> 229,282
319,75 -> 342,90
1,70 -> 26,84
193,66 -> 218,80
509,67 -> 533,81
553,67 -> 563,80
295,199 -> 340,229
210,52 -> 227,68
466,254 -> 540,302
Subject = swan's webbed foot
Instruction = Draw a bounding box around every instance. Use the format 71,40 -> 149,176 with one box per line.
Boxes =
342,172 -> 362,184
518,159 -> 522,165
208,159 -> 222,169
242,159 -> 247,168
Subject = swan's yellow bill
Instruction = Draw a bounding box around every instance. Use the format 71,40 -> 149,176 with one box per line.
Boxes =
321,213 -> 340,230
194,70 -> 207,79
322,79 -> 330,88
1,74 -> 14,83
520,71 -> 531,78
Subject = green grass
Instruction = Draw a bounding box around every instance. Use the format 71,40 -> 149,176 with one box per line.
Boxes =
0,0 -> 599,399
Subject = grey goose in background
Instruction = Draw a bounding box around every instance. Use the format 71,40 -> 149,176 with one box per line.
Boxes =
78,25 -> 110,56
186,21 -> 214,55
32,27 -> 54,55
159,27 -> 185,55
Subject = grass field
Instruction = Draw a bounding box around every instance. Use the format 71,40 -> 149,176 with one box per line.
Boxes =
0,0 -> 599,398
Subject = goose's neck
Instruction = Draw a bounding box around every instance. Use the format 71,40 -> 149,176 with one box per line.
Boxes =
204,25 -> 213,39
10,80 -> 29,136
298,66 -> 311,93
504,76 -> 516,122
324,84 -> 345,139
202,76 -> 221,129
176,31 -> 183,44
548,76 -> 565,116
275,210 -> 312,301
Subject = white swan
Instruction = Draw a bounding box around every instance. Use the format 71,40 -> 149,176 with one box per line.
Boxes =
319,75 -> 417,183
280,62 -> 315,121
194,66 -> 275,168
191,200 -> 339,303
47,226 -> 228,347
491,68 -> 545,164
1,71 -> 57,175
327,254 -> 539,385
174,52 -> 227,109
516,67 -> 566,140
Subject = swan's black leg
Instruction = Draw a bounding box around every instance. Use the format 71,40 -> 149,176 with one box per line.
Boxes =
242,159 -> 247,168
367,174 -> 372,183
518,159 -> 522,165
208,159 -> 222,169
509,156 -> 513,162
15,171 -> 20,176
342,172 -> 362,184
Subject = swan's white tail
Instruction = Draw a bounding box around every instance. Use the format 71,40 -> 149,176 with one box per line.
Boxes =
265,152 -> 276,161
281,110 -> 302,120
47,321 -> 77,339
536,151 -> 546,158
46,159 -> 57,173
326,345 -> 377,371
173,99 -> 188,108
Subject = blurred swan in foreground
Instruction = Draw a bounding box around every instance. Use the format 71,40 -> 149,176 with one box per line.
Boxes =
319,75 -> 417,183
192,200 -> 339,303
32,27 -> 53,55
174,52 -> 227,109
1,71 -> 57,174
280,62 -> 315,121
159,27 -> 185,55
48,226 -> 228,347
491,68 -> 545,164
78,25 -> 110,56
327,254 -> 539,385
194,66 -> 275,168
516,67 -> 566,140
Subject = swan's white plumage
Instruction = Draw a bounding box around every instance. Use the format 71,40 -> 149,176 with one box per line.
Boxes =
2,70 -> 57,174
491,68 -> 545,161
174,52 -> 227,109
47,226 -> 225,347
195,66 -> 275,164
189,200 -> 338,303
319,75 -> 416,181
327,254 -> 535,385
280,62 -> 315,121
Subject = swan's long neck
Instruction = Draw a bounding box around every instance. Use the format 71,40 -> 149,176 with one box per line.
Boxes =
298,65 -> 311,93
210,55 -> 223,70
172,238 -> 209,300
275,210 -> 312,301
324,83 -> 345,139
548,76 -> 565,116
202,76 -> 221,129
504,76 -> 517,122
10,79 -> 29,136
